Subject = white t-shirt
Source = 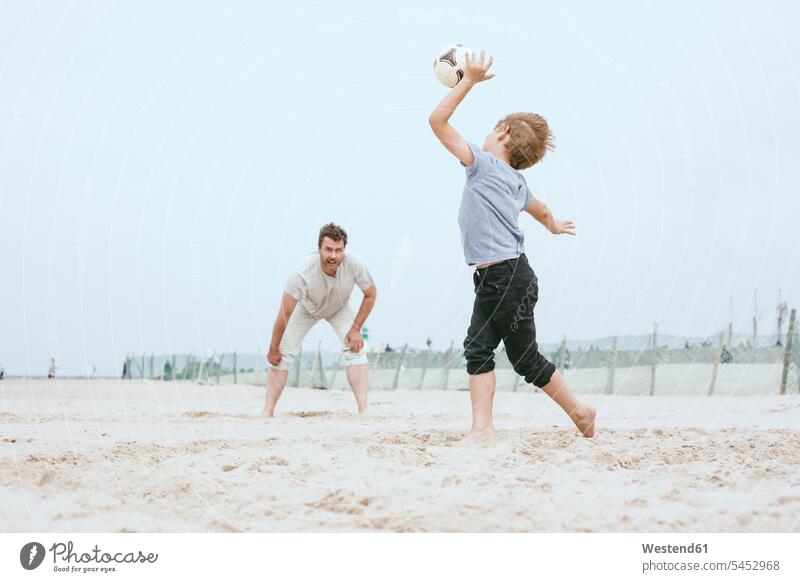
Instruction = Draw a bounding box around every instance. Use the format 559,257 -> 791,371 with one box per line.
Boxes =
284,252 -> 375,319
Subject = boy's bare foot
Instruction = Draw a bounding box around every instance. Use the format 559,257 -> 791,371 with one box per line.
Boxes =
261,409 -> 274,419
571,404 -> 596,438
458,426 -> 496,445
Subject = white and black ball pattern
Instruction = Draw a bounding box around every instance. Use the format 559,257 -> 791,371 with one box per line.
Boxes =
433,44 -> 470,88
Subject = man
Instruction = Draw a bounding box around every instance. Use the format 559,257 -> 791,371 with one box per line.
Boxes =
263,223 -> 377,417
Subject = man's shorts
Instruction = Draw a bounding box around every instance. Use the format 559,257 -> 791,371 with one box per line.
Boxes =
271,303 -> 369,372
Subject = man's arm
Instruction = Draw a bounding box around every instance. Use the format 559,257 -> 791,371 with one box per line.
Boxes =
267,292 -> 298,366
345,285 -> 377,353
428,50 -> 495,166
523,196 -> 576,236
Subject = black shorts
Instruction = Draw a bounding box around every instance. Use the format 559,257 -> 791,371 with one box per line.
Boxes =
463,253 -> 556,388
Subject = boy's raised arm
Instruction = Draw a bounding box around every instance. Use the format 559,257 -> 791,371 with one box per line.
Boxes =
428,50 -> 495,167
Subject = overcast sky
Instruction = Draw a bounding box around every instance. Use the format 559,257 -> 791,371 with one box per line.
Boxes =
1,0 -> 799,375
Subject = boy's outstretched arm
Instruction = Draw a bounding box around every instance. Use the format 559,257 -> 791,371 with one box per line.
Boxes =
524,195 -> 576,236
428,50 -> 495,167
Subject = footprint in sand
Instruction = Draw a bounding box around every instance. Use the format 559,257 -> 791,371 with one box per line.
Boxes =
307,490 -> 372,515
288,411 -> 332,418
183,411 -> 252,420
248,457 -> 290,472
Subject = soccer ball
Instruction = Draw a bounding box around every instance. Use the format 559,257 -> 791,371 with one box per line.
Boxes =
433,44 -> 470,88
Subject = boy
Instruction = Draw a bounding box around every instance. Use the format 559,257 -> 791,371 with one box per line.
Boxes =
263,223 -> 377,417
428,50 -> 596,439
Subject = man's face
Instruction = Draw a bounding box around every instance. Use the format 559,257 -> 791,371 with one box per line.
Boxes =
318,237 -> 345,275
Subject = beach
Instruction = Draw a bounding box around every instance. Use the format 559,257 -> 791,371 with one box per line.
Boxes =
1,379 -> 798,532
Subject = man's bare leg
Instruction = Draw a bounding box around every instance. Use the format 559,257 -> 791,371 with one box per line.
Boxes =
539,369 -> 596,437
262,368 -> 289,418
464,370 -> 496,440
345,363 -> 369,414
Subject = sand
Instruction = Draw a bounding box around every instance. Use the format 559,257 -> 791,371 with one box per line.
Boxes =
1,379 -> 799,532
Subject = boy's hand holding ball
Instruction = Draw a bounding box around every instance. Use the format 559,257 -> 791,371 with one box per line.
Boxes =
463,49 -> 495,84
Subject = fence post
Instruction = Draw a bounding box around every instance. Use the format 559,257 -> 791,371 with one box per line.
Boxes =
328,353 -> 344,390
558,335 -> 567,371
140,354 -> 145,381
233,351 -> 238,385
372,345 -> 384,388
442,341 -> 455,390
512,373 -> 520,392
708,330 -> 725,397
418,347 -> 430,390
605,335 -> 618,395
780,308 -> 797,395
649,323 -> 658,396
314,340 -> 327,388
196,354 -> 204,383
392,343 -> 408,390
292,346 -> 303,387
257,345 -> 262,385
366,345 -> 374,387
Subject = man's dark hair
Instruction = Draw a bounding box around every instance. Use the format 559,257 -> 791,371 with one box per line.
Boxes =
318,222 -> 348,248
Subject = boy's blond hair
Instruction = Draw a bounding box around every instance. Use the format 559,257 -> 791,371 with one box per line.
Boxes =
495,112 -> 554,170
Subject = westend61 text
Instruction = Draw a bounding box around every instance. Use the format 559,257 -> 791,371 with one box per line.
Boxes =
49,541 -> 159,564
642,543 -> 708,554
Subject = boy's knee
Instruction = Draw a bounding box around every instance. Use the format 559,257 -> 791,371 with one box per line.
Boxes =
466,359 -> 495,375
465,347 -> 496,375
527,360 -> 556,387
511,351 -> 556,387
464,323 -> 499,375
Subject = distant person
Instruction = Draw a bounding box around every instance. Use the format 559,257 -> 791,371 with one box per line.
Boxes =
0,365 -> 5,381
264,223 -> 377,417
428,49 -> 595,440
47,357 -> 57,379
426,337 -> 432,349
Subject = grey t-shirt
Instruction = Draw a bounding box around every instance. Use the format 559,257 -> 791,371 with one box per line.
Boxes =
458,142 -> 533,265
285,252 -> 375,319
